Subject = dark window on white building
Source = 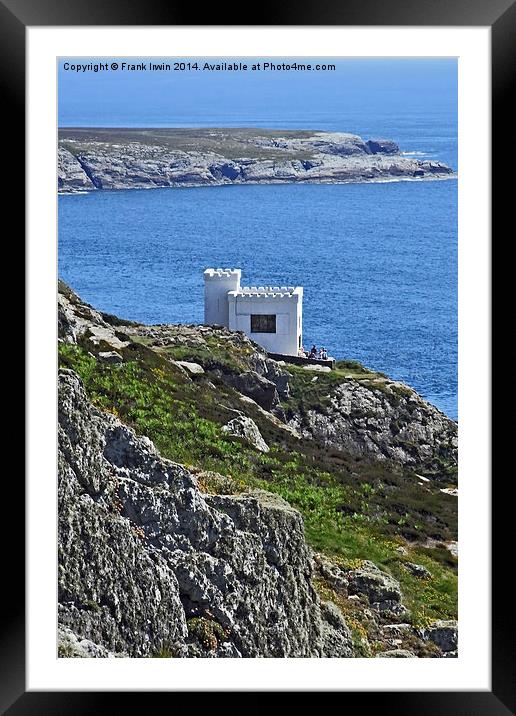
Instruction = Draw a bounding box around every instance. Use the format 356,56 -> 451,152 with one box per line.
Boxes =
251,314 -> 276,333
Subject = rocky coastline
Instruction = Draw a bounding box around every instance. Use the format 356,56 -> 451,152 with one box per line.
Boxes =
58,127 -> 455,193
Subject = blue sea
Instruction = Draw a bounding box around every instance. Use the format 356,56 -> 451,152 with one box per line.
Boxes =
58,58 -> 457,419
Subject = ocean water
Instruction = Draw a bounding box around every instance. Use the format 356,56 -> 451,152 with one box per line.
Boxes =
58,58 -> 457,419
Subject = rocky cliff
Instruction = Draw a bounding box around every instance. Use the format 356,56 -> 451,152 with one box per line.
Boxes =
59,368 -> 353,657
58,282 -> 458,658
58,128 -> 455,192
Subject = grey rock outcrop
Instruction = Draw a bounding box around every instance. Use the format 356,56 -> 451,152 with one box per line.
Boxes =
346,560 -> 403,611
314,554 -> 406,613
58,146 -> 93,191
58,281 -> 129,350
376,649 -> 416,658
248,352 -> 291,399
221,415 -> 270,453
314,554 -> 350,593
58,368 -> 353,657
288,378 -> 457,478
58,128 -> 455,193
366,139 -> 399,155
319,601 -> 354,658
98,351 -> 123,364
313,554 -> 456,657
58,626 -> 124,658
174,360 -> 205,375
225,370 -> 284,416
419,620 -> 458,653
404,562 -> 432,580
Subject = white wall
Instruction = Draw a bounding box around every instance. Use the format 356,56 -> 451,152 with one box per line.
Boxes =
228,290 -> 302,356
297,287 -> 303,353
204,269 -> 241,327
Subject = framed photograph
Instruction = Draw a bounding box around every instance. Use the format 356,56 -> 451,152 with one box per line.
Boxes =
6,0 -> 507,709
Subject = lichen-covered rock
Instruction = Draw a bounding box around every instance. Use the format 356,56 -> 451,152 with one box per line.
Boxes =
346,561 -> 403,607
313,555 -> 406,615
58,369 -> 351,657
174,360 -> 205,375
313,553 -> 350,593
58,281 -> 129,350
58,626 -> 124,658
58,301 -> 77,343
221,415 -> 269,452
225,370 -> 283,416
249,353 -> 291,399
404,562 -> 432,580
98,351 -> 123,364
288,379 -> 457,479
376,649 -> 416,658
319,601 -> 354,657
419,620 -> 458,653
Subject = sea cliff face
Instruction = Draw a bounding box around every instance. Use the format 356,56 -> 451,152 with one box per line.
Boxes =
58,283 -> 458,658
58,128 -> 455,192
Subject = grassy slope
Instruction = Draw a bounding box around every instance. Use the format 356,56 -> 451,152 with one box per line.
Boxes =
58,127 -> 320,161
59,333 -> 457,630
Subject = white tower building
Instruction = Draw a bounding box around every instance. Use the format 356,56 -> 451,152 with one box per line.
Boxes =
203,268 -> 242,328
203,268 -> 303,357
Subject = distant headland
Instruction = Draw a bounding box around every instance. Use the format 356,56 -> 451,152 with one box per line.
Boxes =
58,127 -> 455,193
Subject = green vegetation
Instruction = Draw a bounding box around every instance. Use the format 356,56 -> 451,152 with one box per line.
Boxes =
58,127 -> 320,162
152,647 -> 174,658
187,618 -> 229,651
158,334 -> 255,375
57,643 -> 77,658
314,577 -> 372,656
281,360 -> 385,416
59,334 -> 457,624
85,599 -> 101,613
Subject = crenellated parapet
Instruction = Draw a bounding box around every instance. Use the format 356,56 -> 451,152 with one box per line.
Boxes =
204,268 -> 242,282
230,287 -> 302,301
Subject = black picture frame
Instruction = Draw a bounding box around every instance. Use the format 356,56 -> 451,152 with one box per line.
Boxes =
6,0 -> 507,710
